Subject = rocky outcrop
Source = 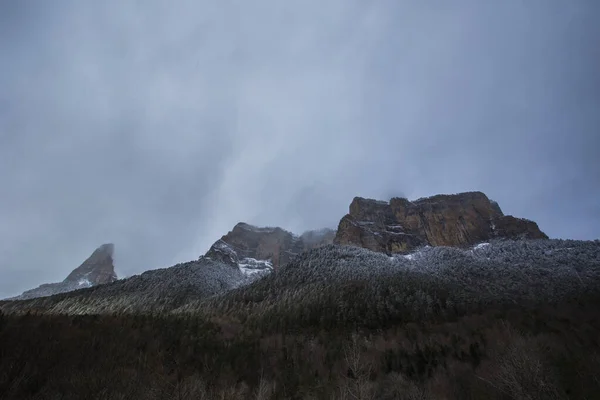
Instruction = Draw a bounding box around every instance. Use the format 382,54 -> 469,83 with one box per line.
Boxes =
9,243 -> 118,300
64,243 -> 117,285
334,191 -> 547,253
492,215 -> 548,240
204,223 -> 335,270
208,193 -> 546,268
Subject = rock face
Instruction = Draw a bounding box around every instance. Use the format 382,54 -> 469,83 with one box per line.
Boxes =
204,223 -> 335,272
10,243 -> 118,300
334,191 -> 547,253
64,243 -> 117,285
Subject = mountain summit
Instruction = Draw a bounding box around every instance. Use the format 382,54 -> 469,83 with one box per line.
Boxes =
64,243 -> 117,286
10,243 -> 118,300
204,191 -> 546,274
334,191 -> 547,253
204,223 -> 335,275
4,191 -> 547,301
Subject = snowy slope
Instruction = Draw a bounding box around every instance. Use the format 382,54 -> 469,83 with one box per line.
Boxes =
1,257 -> 249,314
4,239 -> 599,316
201,239 -> 600,318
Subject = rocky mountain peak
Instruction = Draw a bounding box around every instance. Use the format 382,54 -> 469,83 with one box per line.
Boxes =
204,223 -> 335,271
9,243 -> 118,300
348,197 -> 396,225
64,243 -> 117,285
335,191 -> 547,253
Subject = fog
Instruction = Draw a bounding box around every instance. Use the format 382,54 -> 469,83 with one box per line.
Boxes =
1,1 -> 598,298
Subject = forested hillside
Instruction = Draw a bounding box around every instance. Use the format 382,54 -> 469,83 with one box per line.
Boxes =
1,239 -> 599,399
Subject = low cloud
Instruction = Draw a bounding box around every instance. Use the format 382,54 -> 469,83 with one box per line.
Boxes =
1,1 -> 598,297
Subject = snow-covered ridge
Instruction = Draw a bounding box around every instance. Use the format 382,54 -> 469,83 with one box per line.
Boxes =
4,238 -> 599,316
393,242 -> 495,263
264,239 -> 600,307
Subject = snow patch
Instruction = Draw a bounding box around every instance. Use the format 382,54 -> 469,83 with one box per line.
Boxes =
78,278 -> 92,287
386,225 -> 405,229
237,257 -> 274,276
473,243 -> 490,250
239,267 -> 267,276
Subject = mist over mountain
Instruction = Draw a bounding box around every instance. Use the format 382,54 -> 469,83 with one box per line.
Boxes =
2,191 -> 596,315
4,191 -> 549,302
2,212 -> 599,398
1,1 -> 599,301
1,1 -> 599,397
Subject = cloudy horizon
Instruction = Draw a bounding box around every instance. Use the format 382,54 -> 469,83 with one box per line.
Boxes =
1,1 -> 599,298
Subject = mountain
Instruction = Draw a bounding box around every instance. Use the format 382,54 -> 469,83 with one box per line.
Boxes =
204,222 -> 335,275
3,224 -> 335,304
2,191 -> 549,305
0,256 -> 247,314
1,192 -> 598,399
4,239 -> 598,317
3,191 -> 546,303
9,243 -> 118,300
334,191 -> 547,253
64,243 -> 118,285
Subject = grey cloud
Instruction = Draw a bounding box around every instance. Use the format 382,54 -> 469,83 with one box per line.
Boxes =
1,1 -> 599,298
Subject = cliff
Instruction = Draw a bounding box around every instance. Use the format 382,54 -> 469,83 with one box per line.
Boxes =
334,191 -> 547,253
204,223 -> 335,270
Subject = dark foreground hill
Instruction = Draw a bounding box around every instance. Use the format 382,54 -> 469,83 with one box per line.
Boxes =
1,239 -> 599,399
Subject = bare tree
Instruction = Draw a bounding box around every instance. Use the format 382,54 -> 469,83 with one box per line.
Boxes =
341,332 -> 375,400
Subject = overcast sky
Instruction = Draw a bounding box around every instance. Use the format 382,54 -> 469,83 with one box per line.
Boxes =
1,1 -> 598,298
